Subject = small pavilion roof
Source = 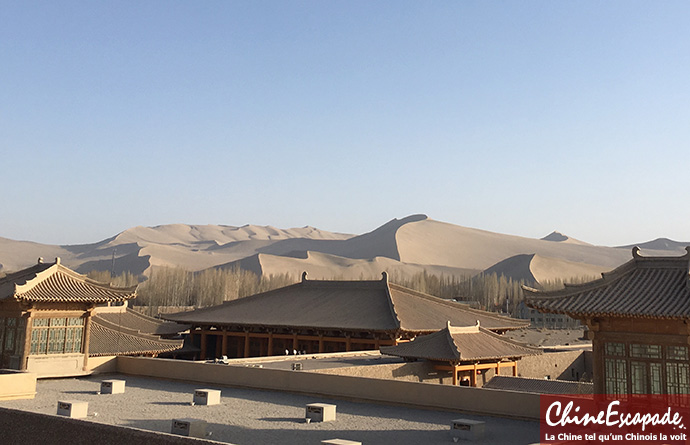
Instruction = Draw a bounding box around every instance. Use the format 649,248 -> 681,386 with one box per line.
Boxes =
163,272 -> 527,333
0,258 -> 137,304
380,321 -> 541,363
524,247 -> 690,319
484,376 -> 593,395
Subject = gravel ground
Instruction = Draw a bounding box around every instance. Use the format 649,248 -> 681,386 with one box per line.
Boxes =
0,374 -> 540,444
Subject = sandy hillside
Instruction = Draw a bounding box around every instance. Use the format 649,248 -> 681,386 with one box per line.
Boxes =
393,217 -> 657,270
1,215 -> 684,283
220,251 -> 479,280
540,231 -> 591,245
483,253 -> 605,284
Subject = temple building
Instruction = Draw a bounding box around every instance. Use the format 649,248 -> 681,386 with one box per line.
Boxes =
524,247 -> 690,396
0,258 -> 185,377
380,321 -> 540,387
164,272 -> 528,360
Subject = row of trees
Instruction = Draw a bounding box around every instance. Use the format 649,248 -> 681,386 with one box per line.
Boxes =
90,265 -> 594,317
90,266 -> 295,309
391,270 -> 529,315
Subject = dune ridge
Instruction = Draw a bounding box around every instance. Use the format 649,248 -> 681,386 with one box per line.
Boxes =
0,216 -> 683,284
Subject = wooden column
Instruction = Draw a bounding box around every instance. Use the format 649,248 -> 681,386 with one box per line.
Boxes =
292,332 -> 298,352
318,334 -> 324,353
345,335 -> 351,352
452,365 -> 458,386
19,310 -> 33,371
244,332 -> 250,358
496,362 -> 500,377
471,363 -> 478,387
267,332 -> 274,356
512,362 -> 518,376
221,331 -> 228,357
82,308 -> 93,371
200,331 -> 207,359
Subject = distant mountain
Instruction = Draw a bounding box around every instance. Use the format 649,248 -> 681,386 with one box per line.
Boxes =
617,238 -> 689,253
0,216 -> 682,284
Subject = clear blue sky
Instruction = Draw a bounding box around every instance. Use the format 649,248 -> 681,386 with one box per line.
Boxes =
2,1 -> 689,246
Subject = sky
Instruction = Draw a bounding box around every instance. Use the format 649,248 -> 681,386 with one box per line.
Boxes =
2,1 -> 690,247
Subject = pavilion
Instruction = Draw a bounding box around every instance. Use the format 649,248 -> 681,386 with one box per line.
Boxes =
164,272 -> 528,360
380,321 -> 540,386
524,247 -> 690,396
0,258 -> 185,377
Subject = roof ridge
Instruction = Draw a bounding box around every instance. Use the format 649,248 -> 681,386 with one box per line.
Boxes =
13,262 -> 60,297
389,282 -> 524,324
444,325 -> 463,362
381,272 -> 402,331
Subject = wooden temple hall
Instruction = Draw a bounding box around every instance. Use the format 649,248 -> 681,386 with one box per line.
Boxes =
164,272 -> 528,360
0,258 -> 186,377
525,247 -> 690,396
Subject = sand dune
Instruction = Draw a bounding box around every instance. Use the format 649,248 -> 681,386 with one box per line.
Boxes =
617,237 -> 689,252
483,253 -> 605,284
394,218 -> 649,270
218,250 -> 479,281
0,216 -> 683,283
540,231 -> 591,246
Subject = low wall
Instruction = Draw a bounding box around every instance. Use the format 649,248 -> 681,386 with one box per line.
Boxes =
0,407 -> 226,445
0,369 -> 37,400
117,356 -> 541,420
518,350 -> 591,382
309,350 -> 591,387
312,360 -> 452,384
27,353 -> 87,378
87,356 -> 118,374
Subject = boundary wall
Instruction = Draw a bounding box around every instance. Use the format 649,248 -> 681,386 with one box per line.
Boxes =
117,356 -> 541,420
0,406 -> 227,445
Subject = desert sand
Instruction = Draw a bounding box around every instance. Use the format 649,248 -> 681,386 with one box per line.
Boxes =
1,215 -> 683,283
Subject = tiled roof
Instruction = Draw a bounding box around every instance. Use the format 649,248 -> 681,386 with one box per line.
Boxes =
379,322 -> 541,363
0,259 -> 136,304
524,247 -> 690,319
94,308 -> 188,336
89,316 -> 183,356
163,273 -> 527,333
484,376 -> 593,395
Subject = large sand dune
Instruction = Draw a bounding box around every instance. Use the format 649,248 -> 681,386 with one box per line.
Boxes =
483,253 -> 605,284
219,250 -> 479,281
0,216 -> 684,283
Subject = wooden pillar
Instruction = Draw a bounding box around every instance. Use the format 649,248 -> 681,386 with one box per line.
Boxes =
374,337 -> 380,349
82,308 -> 93,371
513,362 -> 518,377
200,331 -> 208,359
471,363 -> 478,387
452,365 -> 458,386
345,335 -> 351,352
292,332 -> 298,352
496,362 -> 500,377
267,332 -> 274,356
19,310 -> 33,371
318,334 -> 324,353
244,332 -> 250,358
221,331 -> 228,357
